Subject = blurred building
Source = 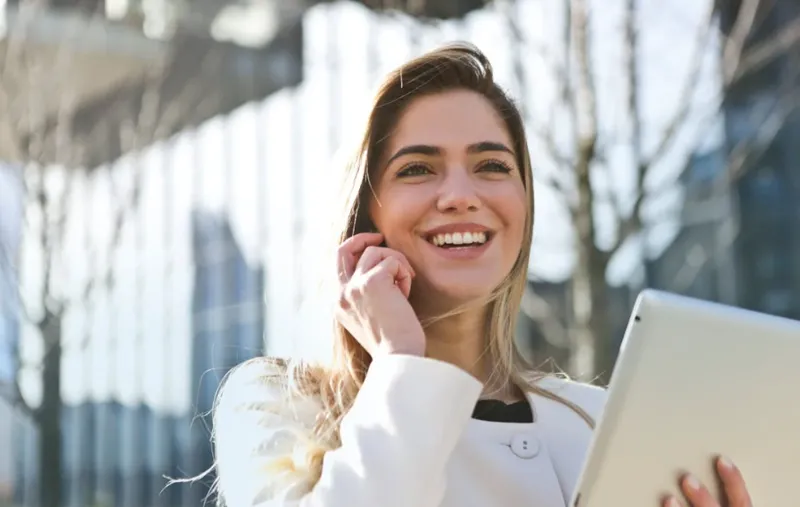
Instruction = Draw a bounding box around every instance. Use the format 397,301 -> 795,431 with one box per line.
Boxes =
0,0 -> 479,170
0,402 -> 13,503
0,0 -> 304,168
3,0 -> 298,504
517,280 -> 636,376
650,148 -> 733,301
0,164 -> 23,505
724,0 -> 800,319
11,211 -> 265,507
652,0 -> 800,319
7,0 -> 790,506
184,210 -> 266,506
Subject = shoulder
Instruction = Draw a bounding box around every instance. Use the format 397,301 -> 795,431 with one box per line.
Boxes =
532,375 -> 607,422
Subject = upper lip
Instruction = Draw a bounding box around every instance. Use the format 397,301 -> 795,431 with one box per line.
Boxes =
422,223 -> 493,238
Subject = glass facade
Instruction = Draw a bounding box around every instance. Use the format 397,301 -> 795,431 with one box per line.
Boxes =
3,1 -> 798,505
11,211 -> 266,507
653,0 -> 800,318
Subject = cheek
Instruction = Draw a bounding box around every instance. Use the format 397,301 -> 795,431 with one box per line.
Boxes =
370,190 -> 427,241
493,183 -> 528,232
496,188 -> 528,268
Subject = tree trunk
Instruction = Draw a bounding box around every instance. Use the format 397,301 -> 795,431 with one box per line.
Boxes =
569,132 -> 616,384
569,102 -> 611,382
38,310 -> 62,507
570,240 -> 615,384
587,249 -> 615,385
569,252 -> 596,379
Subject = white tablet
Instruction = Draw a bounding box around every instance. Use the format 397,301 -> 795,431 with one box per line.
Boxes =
571,289 -> 800,507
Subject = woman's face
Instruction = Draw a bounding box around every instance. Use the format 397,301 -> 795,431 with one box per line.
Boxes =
369,89 -> 527,305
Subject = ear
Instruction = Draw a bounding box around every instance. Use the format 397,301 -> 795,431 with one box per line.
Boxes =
364,218 -> 385,246
353,211 -> 379,236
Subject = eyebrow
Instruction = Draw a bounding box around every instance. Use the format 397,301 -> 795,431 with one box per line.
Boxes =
384,141 -> 515,167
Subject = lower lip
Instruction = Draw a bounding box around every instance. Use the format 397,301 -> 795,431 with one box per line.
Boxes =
423,237 -> 492,260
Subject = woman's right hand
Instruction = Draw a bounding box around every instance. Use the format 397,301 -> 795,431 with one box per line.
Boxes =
336,232 -> 426,357
663,456 -> 752,507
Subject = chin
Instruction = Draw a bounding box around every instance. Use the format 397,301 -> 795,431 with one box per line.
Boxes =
420,274 -> 502,307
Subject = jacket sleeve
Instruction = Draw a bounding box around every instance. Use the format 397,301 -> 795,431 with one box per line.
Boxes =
214,354 -> 484,507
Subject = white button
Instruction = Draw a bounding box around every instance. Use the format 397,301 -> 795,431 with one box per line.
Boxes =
510,433 -> 540,459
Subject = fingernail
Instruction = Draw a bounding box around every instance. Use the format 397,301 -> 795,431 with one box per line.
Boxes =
685,474 -> 701,490
719,455 -> 734,470
666,497 -> 681,507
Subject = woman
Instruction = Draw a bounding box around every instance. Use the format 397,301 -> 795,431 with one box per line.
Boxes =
212,43 -> 752,507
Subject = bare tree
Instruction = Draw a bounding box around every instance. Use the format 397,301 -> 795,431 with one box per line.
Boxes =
509,0 -> 800,382
0,5 -> 226,506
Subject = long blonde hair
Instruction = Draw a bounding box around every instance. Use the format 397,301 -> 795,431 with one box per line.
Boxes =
212,42 -> 594,499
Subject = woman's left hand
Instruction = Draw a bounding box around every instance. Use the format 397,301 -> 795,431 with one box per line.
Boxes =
664,456 -> 752,507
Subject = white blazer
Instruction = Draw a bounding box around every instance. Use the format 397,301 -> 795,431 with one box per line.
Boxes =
214,354 -> 607,507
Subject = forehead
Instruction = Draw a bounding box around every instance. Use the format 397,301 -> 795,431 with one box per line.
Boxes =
386,90 -> 513,153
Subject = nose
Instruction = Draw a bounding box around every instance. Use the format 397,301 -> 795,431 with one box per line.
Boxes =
436,169 -> 481,213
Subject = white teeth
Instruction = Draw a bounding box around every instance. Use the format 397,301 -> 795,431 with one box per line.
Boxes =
430,231 -> 488,247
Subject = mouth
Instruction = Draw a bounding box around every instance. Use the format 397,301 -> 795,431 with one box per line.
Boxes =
425,230 -> 492,249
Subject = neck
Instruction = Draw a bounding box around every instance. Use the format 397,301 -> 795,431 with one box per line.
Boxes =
418,304 -> 521,402
423,307 -> 488,381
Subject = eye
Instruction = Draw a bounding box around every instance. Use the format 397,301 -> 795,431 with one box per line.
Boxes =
478,159 -> 513,174
397,163 -> 432,177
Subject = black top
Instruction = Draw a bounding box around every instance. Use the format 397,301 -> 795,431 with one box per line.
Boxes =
472,399 -> 534,423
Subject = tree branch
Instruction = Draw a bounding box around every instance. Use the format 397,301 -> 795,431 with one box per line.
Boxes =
611,0 -> 798,256
608,0 -> 646,259
624,0 -> 642,163
501,0 -> 529,121
529,121 -> 575,173
611,1 -> 715,258
609,199 -> 644,255
667,220 -> 740,296
571,0 -> 598,147
0,373 -> 38,421
639,64 -> 799,207
721,0 -> 763,83
500,0 -> 575,210
643,2 -> 715,169
563,0 -> 577,147
570,0 -> 600,258
611,82 -> 797,256
728,90 -> 800,181
727,11 -> 800,85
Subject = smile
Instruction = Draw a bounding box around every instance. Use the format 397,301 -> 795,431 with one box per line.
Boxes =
428,231 -> 489,248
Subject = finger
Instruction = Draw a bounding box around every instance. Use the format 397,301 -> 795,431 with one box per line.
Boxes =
393,260 -> 413,298
355,246 -> 415,279
337,233 -> 384,283
663,496 -> 686,507
716,456 -> 752,507
680,474 -> 719,507
369,256 -> 413,298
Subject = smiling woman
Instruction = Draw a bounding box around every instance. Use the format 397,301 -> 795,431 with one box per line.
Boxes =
371,90 -> 527,312
210,43 -> 753,507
